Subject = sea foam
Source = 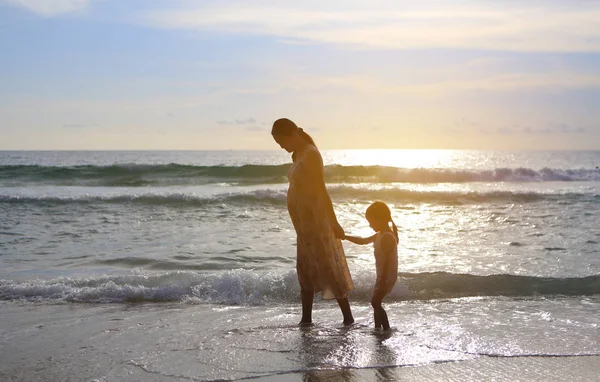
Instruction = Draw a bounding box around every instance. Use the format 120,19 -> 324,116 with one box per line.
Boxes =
2,270 -> 598,305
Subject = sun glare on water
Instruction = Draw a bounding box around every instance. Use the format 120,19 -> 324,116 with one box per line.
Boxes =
328,150 -> 483,272
324,149 -> 459,169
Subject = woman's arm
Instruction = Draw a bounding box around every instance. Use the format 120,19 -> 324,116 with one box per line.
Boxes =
344,234 -> 377,245
320,182 -> 343,236
303,148 -> 345,237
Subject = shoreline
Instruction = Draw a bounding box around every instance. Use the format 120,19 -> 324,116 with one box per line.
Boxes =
1,301 -> 599,381
259,355 -> 600,382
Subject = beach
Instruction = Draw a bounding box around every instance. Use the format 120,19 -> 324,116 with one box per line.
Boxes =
1,149 -> 599,381
2,301 -> 599,381
3,0 -> 600,379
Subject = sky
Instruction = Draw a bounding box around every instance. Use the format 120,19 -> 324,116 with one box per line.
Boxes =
1,0 -> 599,150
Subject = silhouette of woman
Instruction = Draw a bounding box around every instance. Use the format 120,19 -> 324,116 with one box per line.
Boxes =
271,118 -> 354,325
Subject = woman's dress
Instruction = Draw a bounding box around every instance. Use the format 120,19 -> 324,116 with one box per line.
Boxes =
287,145 -> 354,300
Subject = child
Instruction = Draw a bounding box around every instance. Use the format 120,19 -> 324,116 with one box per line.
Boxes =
343,201 -> 398,330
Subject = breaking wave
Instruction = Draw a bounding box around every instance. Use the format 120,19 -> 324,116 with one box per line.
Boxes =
1,187 -> 594,207
2,270 -> 598,305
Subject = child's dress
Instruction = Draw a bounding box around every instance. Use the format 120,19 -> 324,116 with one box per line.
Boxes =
287,144 -> 354,300
373,232 -> 398,294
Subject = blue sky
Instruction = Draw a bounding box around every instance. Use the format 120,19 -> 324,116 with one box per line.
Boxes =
1,0 -> 599,150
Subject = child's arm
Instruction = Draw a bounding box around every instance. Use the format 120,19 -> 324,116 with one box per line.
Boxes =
343,234 -> 377,245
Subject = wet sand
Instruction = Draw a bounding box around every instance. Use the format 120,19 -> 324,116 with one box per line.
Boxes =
1,302 -> 598,381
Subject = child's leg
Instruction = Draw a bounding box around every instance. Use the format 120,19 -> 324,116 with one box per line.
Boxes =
379,306 -> 390,330
372,288 -> 392,330
373,308 -> 382,329
371,290 -> 385,329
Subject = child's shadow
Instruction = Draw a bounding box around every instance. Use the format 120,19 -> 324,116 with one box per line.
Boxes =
372,329 -> 400,380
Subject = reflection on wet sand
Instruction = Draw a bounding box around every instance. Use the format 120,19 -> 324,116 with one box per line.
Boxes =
294,325 -> 402,381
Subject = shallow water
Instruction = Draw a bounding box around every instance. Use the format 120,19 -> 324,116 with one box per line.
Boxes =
1,297 -> 598,381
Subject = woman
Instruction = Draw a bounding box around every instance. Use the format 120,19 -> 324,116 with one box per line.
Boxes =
271,118 -> 354,325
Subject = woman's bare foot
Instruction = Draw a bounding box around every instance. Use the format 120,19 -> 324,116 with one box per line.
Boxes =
299,320 -> 313,327
343,317 -> 355,326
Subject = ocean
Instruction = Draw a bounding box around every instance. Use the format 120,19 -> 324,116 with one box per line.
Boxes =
1,150 -> 599,381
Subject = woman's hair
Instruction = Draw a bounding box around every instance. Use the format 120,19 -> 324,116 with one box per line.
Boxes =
271,118 -> 316,147
366,201 -> 398,240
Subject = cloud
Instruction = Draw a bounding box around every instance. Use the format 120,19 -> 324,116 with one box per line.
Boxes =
236,118 -> 256,124
140,1 -> 600,52
523,123 -> 587,135
1,0 -> 91,16
238,71 -> 600,97
216,117 -> 264,132
496,127 -> 514,135
217,118 -> 257,125
447,122 -> 589,136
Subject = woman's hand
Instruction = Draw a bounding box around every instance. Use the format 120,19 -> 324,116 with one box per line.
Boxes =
332,221 -> 345,239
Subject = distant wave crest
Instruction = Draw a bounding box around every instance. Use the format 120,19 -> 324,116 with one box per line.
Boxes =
1,164 -> 599,186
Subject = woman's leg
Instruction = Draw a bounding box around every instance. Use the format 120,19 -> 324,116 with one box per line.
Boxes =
336,298 -> 354,325
300,289 -> 314,325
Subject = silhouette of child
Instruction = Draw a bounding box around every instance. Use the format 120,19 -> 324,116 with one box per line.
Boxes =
343,201 -> 398,330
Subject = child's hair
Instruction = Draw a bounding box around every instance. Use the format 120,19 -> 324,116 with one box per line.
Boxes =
365,201 -> 398,240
